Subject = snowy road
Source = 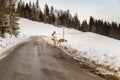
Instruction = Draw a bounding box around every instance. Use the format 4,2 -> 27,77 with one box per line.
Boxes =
0,36 -> 105,80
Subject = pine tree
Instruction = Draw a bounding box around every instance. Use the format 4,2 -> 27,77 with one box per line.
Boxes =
111,22 -> 118,39
17,0 -> 25,17
89,16 -> 96,32
0,0 -> 6,37
118,24 -> 120,39
39,11 -> 43,22
35,0 -> 40,21
73,13 -> 80,30
81,20 -> 88,32
103,21 -> 110,36
44,4 -> 49,17
36,0 -> 39,9
44,4 -> 50,23
50,6 -> 54,15
25,3 -> 30,18
49,6 -> 55,24
17,0 -> 22,16
31,3 -> 35,20
6,0 -> 19,36
64,10 -> 71,27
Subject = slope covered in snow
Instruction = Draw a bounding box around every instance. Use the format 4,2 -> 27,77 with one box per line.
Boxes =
65,32 -> 120,69
19,18 -> 81,37
19,18 -> 120,71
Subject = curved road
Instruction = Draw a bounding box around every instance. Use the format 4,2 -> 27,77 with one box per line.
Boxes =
0,36 -> 105,80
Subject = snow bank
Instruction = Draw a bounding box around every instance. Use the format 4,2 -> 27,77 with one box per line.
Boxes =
0,33 -> 27,59
64,32 -> 120,70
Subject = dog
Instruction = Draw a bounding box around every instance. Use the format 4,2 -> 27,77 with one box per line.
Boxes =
57,38 -> 67,45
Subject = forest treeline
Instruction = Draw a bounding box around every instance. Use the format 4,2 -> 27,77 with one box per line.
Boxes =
17,0 -> 120,40
0,0 -> 120,40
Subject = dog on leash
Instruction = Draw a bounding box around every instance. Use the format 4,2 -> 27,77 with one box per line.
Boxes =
57,38 -> 67,45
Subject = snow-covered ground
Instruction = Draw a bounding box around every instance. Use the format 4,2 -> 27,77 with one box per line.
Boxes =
65,32 -> 120,68
0,18 -> 120,76
0,33 -> 27,59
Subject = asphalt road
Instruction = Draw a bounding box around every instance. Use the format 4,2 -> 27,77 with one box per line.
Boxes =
0,36 -> 105,80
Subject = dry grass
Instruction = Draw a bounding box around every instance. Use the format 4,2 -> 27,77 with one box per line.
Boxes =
103,74 -> 120,80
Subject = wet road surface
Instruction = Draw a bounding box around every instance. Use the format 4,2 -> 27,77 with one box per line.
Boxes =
0,36 -> 105,80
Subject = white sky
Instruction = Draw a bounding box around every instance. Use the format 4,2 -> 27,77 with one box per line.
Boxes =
23,0 -> 120,23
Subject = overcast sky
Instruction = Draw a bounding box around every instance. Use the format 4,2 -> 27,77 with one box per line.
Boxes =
23,0 -> 120,23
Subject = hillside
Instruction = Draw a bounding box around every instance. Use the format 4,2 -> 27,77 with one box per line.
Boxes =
0,18 -> 120,77
19,18 -> 120,76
